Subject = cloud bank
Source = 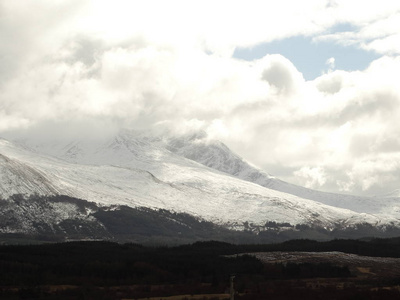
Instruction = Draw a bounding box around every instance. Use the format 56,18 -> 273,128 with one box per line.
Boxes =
1,0 -> 400,196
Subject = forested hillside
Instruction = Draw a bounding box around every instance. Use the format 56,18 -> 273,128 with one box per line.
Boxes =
2,238 -> 400,299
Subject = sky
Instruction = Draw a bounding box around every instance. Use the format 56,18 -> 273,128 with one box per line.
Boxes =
1,0 -> 400,196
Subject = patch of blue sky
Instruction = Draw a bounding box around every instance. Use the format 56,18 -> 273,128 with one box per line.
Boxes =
329,22 -> 358,33
233,34 -> 381,81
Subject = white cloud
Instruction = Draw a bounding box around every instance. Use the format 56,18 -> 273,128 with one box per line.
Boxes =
325,57 -> 335,72
261,55 -> 304,95
314,4 -> 400,55
1,1 -> 400,196
294,166 -> 327,189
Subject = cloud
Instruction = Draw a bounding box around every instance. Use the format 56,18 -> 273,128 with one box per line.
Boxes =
315,71 -> 345,94
223,56 -> 400,195
326,57 -> 335,71
261,55 -> 304,95
314,4 -> 400,55
294,166 -> 327,189
0,1 -> 87,81
1,1 -> 400,196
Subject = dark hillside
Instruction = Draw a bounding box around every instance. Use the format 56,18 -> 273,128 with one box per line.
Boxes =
1,238 -> 400,298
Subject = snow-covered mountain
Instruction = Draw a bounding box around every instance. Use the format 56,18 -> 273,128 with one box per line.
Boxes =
162,132 -> 400,216
1,130 -> 400,241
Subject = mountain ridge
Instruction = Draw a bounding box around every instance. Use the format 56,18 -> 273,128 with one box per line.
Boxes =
1,129 -> 399,242
161,131 -> 400,216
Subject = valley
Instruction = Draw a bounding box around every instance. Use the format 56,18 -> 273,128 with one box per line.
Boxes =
1,239 -> 400,299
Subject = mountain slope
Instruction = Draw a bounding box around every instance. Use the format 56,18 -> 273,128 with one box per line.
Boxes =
0,194 -> 264,244
0,152 -> 59,197
162,132 -> 400,218
0,134 -> 391,230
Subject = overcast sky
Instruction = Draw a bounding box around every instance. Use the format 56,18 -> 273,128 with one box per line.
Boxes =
1,0 -> 400,196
